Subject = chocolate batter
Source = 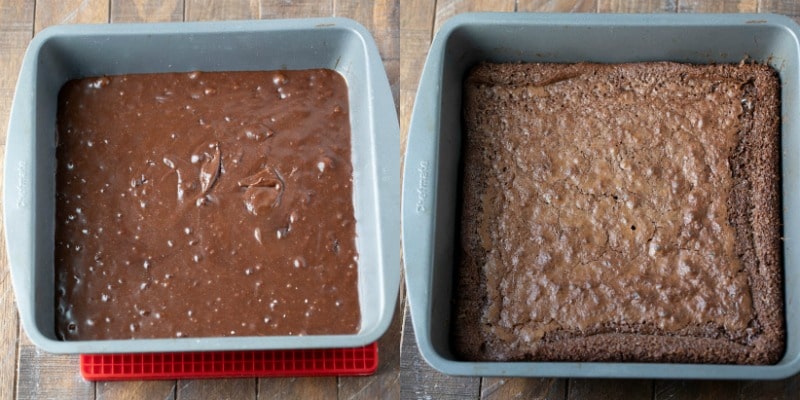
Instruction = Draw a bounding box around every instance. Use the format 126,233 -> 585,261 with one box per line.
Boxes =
55,69 -> 360,340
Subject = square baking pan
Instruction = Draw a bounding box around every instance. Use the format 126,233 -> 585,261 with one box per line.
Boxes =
402,13 -> 800,379
5,17 -> 400,354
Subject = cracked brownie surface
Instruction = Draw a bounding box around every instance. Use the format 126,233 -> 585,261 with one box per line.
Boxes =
453,62 -> 783,364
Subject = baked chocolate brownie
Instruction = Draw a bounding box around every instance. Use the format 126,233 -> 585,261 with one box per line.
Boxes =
453,62 -> 783,364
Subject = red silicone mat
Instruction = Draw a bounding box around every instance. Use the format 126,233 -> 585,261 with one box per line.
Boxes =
80,342 -> 378,381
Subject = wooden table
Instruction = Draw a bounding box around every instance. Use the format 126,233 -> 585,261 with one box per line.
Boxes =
3,0 -> 800,399
399,1 -> 800,399
0,1 -> 399,399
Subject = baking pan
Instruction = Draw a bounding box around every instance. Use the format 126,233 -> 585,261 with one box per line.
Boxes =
5,17 -> 400,353
402,13 -> 800,379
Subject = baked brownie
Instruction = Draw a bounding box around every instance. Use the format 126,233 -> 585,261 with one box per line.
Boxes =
453,62 -> 783,364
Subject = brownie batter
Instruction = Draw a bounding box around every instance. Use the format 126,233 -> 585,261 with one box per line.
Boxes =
454,62 -> 783,364
55,69 -> 360,340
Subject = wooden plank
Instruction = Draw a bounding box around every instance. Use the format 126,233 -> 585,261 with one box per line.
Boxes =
484,3 -> 591,398
11,1 -> 108,399
0,142 -> 13,400
399,0 -> 435,156
16,340 -> 94,400
517,0 -> 598,12
255,2 -> 339,398
654,380 -> 743,400
259,0 -> 333,19
92,0 -> 179,394
578,1 -> 668,398
97,381 -> 175,400
110,0 -> 184,22
761,0 -> 800,19
174,1 -> 261,398
741,6 -> 800,399
259,1 -> 358,397
742,1 -> 800,397
15,0 -> 183,397
185,0 -> 259,20
568,379 -> 653,400
434,0 -> 515,34
335,0 -> 398,61
739,379 -> 800,400
481,378 -> 566,400
33,0 -> 110,34
493,3 -> 588,397
404,2 -> 523,399
335,0 -> 399,112
258,377 -> 338,400
0,3 -> 33,399
338,280 -> 403,400
398,1 -> 502,398
254,0 -> 333,393
384,58 -> 400,116
593,0 -> 796,398
679,0 -> 756,12
597,0 -> 677,12
176,379 -> 255,400
29,0 -> 176,383
0,0 -> 35,148
400,303 -> 480,400
397,0 -> 436,396
333,1 -> 400,396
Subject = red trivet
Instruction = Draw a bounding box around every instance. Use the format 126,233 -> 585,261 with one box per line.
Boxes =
80,342 -> 378,381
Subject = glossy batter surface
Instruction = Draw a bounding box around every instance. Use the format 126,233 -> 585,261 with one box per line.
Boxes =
55,69 -> 360,340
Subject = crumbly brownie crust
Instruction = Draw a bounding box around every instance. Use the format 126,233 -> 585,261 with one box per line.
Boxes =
453,62 -> 783,364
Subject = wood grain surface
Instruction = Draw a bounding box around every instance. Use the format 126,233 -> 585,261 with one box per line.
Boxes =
3,0 -> 800,399
1,1 -> 398,399
1,3 -> 37,400
0,3 -> 32,400
397,0 -> 800,399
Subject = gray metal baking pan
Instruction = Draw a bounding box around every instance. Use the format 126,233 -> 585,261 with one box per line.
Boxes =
402,12 -> 800,379
5,17 -> 399,353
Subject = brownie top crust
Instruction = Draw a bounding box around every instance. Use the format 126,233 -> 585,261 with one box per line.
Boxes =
454,62 -> 783,364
